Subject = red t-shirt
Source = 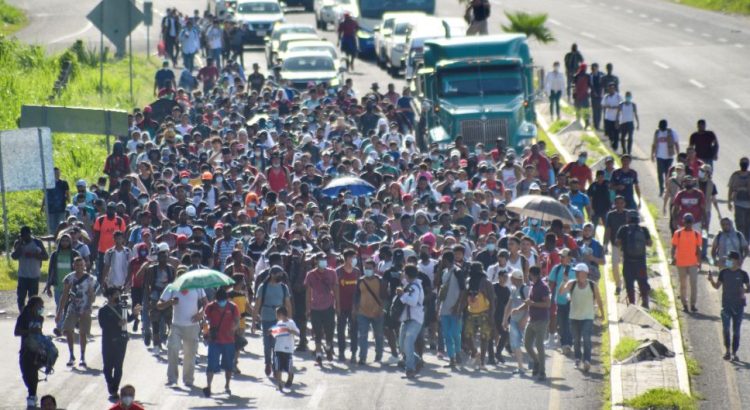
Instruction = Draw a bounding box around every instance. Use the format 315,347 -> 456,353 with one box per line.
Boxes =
541,248 -> 561,277
560,162 -> 593,186
109,403 -> 145,410
304,268 -> 338,311
523,153 -> 551,183
267,167 -> 288,193
205,301 -> 239,344
336,266 -> 360,311
673,189 -> 706,224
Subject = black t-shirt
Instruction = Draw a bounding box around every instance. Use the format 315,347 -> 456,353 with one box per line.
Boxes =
15,309 -> 43,353
587,181 -> 612,214
718,268 -> 749,310
689,131 -> 718,161
606,209 -> 627,241
493,283 -> 510,320
246,239 -> 268,261
383,266 -> 403,298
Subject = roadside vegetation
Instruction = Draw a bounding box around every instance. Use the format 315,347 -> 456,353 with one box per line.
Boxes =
0,0 -> 26,36
678,0 -> 750,14
623,387 -> 697,410
613,336 -> 640,362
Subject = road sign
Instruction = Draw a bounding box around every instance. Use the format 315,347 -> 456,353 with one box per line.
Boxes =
143,1 -> 153,26
86,0 -> 144,57
0,128 -> 54,193
20,105 -> 128,136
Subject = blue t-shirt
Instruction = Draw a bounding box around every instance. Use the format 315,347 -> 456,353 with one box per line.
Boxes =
155,68 -> 175,89
46,180 -> 70,213
611,168 -> 639,206
569,191 -> 590,215
549,263 -> 573,305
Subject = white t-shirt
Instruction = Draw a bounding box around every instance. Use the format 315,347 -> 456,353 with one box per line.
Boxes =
106,248 -> 130,287
654,129 -> 680,159
618,102 -> 635,124
272,319 -> 299,353
602,93 -> 622,121
487,262 -> 511,283
417,259 -> 437,283
160,288 -> 206,327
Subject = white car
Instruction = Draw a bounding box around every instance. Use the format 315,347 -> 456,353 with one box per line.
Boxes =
373,12 -> 425,72
285,40 -> 343,70
264,23 -> 317,67
313,0 -> 359,31
234,0 -> 285,45
280,51 -> 342,90
273,33 -> 321,65
402,17 -> 468,80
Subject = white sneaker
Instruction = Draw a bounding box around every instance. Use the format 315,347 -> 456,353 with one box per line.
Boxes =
26,396 -> 37,408
384,355 -> 400,365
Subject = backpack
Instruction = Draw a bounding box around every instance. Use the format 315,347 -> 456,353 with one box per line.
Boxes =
24,333 -> 58,375
624,226 -> 647,259
715,231 -> 745,259
570,279 -> 596,301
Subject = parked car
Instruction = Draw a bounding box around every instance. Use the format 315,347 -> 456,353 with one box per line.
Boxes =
401,16 -> 467,80
272,33 -> 321,67
207,0 -> 238,20
284,40 -> 343,71
234,0 -> 285,45
280,51 -> 342,90
313,0 -> 359,31
373,12 -> 425,71
264,23 -> 317,67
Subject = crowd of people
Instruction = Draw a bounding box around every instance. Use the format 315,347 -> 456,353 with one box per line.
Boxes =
9,9 -> 750,409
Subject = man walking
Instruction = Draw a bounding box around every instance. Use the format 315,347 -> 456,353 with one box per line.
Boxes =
563,44 -> 584,101
398,265 -> 425,378
601,83 -> 622,150
708,251 -> 750,361
354,259 -> 388,364
544,62 -> 565,121
12,226 -> 49,311
521,266 -> 551,381
651,119 -> 680,196
589,63 -> 604,130
255,266 -> 292,376
179,19 -> 201,72
305,252 -> 339,365
688,119 -> 718,167
465,0 -> 490,36
548,250 -> 573,355
671,214 -> 702,312
711,218 -> 748,269
616,211 -> 652,308
203,288 -> 240,398
43,167 -> 69,234
159,266 -> 208,387
57,257 -> 97,367
161,9 -> 181,66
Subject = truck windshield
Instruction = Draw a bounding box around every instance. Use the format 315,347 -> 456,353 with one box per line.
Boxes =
358,0 -> 435,19
237,2 -> 280,13
439,66 -> 523,97
283,56 -> 335,71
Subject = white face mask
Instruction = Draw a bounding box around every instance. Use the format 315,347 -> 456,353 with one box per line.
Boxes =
351,257 -> 358,266
121,396 -> 134,406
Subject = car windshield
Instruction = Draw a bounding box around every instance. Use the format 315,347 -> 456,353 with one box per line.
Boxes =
283,56 -> 335,71
237,2 -> 280,13
289,46 -> 336,59
394,22 -> 411,35
273,27 -> 315,41
439,66 -> 523,97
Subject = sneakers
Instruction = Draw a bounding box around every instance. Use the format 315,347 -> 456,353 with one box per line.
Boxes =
691,305 -> 698,313
202,387 -> 211,398
531,361 -> 539,376
79,360 -> 87,368
358,358 -> 366,366
383,355 -> 400,365
66,357 -> 75,367
315,354 -> 323,366
132,320 -> 139,333
512,367 -> 525,375
537,372 -> 546,381
583,361 -> 591,373
53,327 -> 62,337
26,396 -> 37,408
294,344 -> 308,353
614,287 -> 621,296
326,349 -> 334,362
723,352 -> 731,360
732,354 -> 740,362
405,370 -> 417,379
575,359 -> 581,369
562,346 -> 572,356
265,363 -> 272,376
144,334 -> 151,347
285,375 -> 294,388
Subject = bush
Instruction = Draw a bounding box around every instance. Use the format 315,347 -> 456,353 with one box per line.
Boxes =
613,336 -> 640,361
624,388 -> 696,410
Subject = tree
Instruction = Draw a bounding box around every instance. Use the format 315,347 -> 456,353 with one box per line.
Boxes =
501,11 -> 555,44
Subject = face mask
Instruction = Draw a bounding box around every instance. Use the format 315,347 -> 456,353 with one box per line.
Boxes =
181,178 -> 189,185
685,183 -> 695,189
216,177 -> 223,184
344,198 -> 353,206
486,243 -> 496,251
432,227 -> 441,234
212,120 -> 220,127
217,299 -> 227,308
625,96 -> 632,103
372,209 -> 380,216
728,260 -> 736,269
364,269 -> 374,277
121,396 -> 134,407
139,250 -> 148,257
139,198 -> 148,206
698,171 -> 705,179
351,257 -> 358,266
578,157 -> 586,165
318,260 -> 327,269
482,218 -> 489,223
37,307 -> 44,316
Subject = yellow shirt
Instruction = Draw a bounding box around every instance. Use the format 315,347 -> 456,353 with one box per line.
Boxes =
231,294 -> 248,329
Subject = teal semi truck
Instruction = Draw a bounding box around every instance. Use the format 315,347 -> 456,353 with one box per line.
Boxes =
415,34 -> 537,151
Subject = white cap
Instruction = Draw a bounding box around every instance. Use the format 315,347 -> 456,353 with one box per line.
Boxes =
511,270 -> 524,280
574,263 -> 589,273
157,242 -> 170,253
300,135 -> 313,146
185,205 -> 196,217
529,182 -> 541,190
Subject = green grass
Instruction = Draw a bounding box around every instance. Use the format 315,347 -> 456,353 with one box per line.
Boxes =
677,0 -> 750,14
598,274 -> 612,410
548,119 -> 570,134
651,288 -> 670,308
686,356 -> 702,377
535,122 -> 561,157
562,104 -> 575,117
0,0 -> 26,36
614,336 -> 640,361
623,388 -> 697,410
649,309 -> 673,329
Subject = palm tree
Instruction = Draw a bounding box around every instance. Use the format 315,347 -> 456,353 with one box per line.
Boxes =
501,11 -> 555,44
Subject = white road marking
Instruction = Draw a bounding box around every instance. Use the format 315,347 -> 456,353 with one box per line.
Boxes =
702,32 -> 712,38
668,23 -> 677,28
639,13 -> 648,18
724,99 -> 741,109
653,60 -> 670,69
581,32 -> 596,39
653,17 -> 662,23
548,18 -> 563,26
718,37 -> 728,42
306,381 -> 328,409
681,41 -> 694,46
626,8 -> 633,13
735,43 -> 745,48
50,22 -> 93,44
617,44 -> 633,52
599,2 -> 606,6
685,28 -> 695,33
613,5 -> 621,10
689,79 -> 705,88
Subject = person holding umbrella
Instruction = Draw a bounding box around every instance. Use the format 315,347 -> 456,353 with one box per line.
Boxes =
203,287 -> 240,397
158,266 -> 208,387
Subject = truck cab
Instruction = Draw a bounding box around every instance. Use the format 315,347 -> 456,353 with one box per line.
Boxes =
415,34 -> 537,151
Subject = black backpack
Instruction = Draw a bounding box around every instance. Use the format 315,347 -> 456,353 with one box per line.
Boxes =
624,226 -> 647,259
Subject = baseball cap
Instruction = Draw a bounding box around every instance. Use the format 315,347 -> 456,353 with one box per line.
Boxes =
157,242 -> 170,253
574,263 -> 589,273
559,248 -> 571,257
76,179 -> 87,187
511,270 -> 524,280
201,171 -> 213,180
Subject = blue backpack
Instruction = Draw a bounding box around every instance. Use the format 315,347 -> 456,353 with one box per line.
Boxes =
26,333 -> 59,376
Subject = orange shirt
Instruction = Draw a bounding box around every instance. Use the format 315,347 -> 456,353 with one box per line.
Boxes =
671,228 -> 701,267
93,215 -> 125,252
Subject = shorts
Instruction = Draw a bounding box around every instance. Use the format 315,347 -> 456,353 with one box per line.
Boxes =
207,342 -> 235,373
463,312 -> 492,340
63,309 -> 92,334
509,319 -> 524,351
273,351 -> 293,373
310,307 -> 335,342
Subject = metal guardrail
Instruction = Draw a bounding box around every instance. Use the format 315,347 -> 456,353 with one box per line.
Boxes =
49,60 -> 72,102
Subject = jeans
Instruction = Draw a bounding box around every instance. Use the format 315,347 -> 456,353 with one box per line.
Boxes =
721,306 -> 744,353
549,91 -> 562,119
53,287 -> 64,329
524,320 -> 548,374
102,339 -> 127,394
623,261 -> 651,307
591,95 -> 602,129
357,314 -> 384,361
735,206 -> 750,242
17,277 -> 39,312
656,158 -> 673,195
619,122 -> 634,155
47,211 -> 65,234
165,36 -> 177,65
440,314 -> 462,359
167,323 -> 200,385
399,320 -> 422,371
182,52 -> 195,72
261,320 -> 276,365
570,319 -> 593,362
556,303 -> 572,347
337,310 -> 357,356
96,252 -> 105,283
149,306 -> 169,347
604,119 -> 618,149
210,48 -> 222,69
292,290 -> 308,348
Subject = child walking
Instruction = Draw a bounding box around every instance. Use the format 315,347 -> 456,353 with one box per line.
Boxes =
270,306 -> 299,392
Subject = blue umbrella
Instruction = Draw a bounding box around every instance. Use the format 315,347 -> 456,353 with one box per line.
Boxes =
321,176 -> 376,197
